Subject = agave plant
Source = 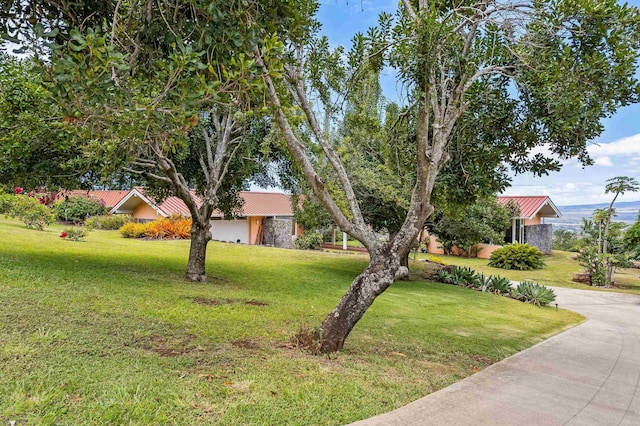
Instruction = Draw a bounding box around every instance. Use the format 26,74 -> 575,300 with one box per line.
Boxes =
477,273 -> 493,292
512,281 -> 556,307
438,269 -> 453,284
448,266 -> 477,286
488,276 -> 513,295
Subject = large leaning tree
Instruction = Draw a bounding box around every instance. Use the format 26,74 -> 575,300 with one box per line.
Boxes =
251,0 -> 640,352
1,1 -> 302,282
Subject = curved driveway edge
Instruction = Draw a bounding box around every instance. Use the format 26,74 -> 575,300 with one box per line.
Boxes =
351,287 -> 640,425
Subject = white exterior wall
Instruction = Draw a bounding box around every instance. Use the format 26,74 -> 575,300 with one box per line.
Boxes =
210,219 -> 250,244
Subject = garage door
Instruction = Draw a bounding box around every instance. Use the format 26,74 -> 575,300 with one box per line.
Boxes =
210,219 -> 250,244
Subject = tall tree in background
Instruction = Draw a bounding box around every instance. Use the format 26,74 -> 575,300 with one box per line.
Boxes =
1,1 -> 302,281
0,53 -> 85,190
602,176 -> 639,254
253,0 -> 640,352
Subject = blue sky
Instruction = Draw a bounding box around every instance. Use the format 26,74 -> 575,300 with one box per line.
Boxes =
317,0 -> 640,206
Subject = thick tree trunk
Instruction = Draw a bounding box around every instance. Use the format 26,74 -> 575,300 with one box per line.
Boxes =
186,220 -> 211,282
317,251 -> 408,353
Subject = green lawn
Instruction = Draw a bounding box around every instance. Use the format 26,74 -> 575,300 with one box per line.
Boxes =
0,218 -> 583,425
424,251 -> 640,294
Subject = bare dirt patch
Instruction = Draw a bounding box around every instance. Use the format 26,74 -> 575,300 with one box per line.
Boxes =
192,297 -> 232,306
231,339 -> 260,350
146,335 -> 195,357
244,300 -> 269,306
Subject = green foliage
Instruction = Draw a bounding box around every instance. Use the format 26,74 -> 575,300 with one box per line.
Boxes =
0,192 -> 13,214
53,196 -> 105,223
430,198 -> 517,257
439,266 -> 469,286
0,54 -> 86,189
624,212 -> 640,260
438,265 -> 555,304
577,245 -> 606,286
60,226 -> 89,241
512,281 -> 556,307
488,243 -> 545,270
487,276 -> 513,296
293,196 -> 333,232
6,195 -> 54,230
294,231 -> 324,250
552,229 -> 580,252
84,214 -> 132,230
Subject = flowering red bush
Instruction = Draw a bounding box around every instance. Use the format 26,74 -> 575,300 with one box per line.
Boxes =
15,187 -> 23,194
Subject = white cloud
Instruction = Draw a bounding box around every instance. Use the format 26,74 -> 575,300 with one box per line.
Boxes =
503,181 -> 640,206
588,133 -> 640,157
594,156 -> 613,167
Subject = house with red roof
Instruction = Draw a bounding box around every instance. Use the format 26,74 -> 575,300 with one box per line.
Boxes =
108,188 -> 301,248
497,195 -> 561,251
427,195 -> 561,258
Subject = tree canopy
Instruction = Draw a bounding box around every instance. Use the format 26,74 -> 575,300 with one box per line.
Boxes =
3,0 -> 640,352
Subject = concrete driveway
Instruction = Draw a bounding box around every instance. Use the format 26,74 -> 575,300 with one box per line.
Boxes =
352,287 -> 640,425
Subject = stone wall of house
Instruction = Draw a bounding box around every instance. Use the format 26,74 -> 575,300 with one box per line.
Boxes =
263,218 -> 293,249
524,224 -> 552,254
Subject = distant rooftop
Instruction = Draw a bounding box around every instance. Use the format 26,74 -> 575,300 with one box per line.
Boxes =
497,195 -> 561,219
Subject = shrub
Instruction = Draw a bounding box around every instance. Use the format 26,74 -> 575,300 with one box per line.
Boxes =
488,242 -> 545,270
8,196 -> 54,230
60,226 -> 90,241
146,215 -> 192,239
295,231 -> 324,250
54,196 -> 105,223
119,222 -> 149,238
0,193 -> 13,214
576,245 -> 605,286
511,281 -> 556,307
85,214 -> 133,230
119,216 -> 192,239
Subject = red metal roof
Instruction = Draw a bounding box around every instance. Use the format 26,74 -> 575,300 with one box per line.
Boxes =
59,190 -> 130,209
497,195 -> 560,219
234,192 -> 294,216
121,189 -> 294,217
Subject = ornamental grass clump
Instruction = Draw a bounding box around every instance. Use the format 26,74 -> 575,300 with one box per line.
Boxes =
488,242 -> 545,270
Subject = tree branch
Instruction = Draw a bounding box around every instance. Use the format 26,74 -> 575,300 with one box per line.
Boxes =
285,66 -> 367,229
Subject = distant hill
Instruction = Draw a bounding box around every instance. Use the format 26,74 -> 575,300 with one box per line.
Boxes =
546,200 -> 640,232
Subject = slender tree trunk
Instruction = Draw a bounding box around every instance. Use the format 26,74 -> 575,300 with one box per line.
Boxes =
603,195 -> 618,254
186,220 -> 211,282
317,250 -> 408,353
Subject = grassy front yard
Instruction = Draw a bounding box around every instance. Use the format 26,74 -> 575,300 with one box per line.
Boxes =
426,250 -> 640,294
1,218 -> 583,425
